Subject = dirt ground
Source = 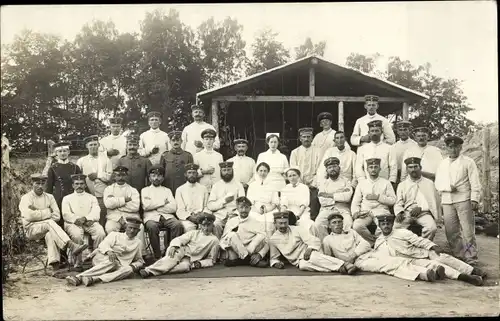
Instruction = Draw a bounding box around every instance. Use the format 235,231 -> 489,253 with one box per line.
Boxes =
3,228 -> 499,319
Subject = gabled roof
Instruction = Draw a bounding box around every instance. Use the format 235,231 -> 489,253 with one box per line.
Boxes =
197,55 -> 429,101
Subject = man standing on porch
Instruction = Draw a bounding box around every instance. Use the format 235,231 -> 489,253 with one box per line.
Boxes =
350,95 -> 396,147
312,112 -> 350,161
182,104 -> 220,156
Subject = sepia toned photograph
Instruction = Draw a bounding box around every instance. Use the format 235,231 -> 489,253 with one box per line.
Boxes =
1,2 -> 498,319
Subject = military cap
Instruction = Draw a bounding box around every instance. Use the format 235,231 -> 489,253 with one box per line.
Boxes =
317,112 -> 333,122
201,128 -> 217,139
285,167 -> 301,177
377,214 -> 395,224
404,157 -> 422,166
444,134 -> 464,145
364,95 -> 379,102
125,217 -> 142,228
146,111 -> 162,119
191,104 -> 204,112
396,121 -> 412,129
367,120 -> 383,128
168,131 -> 183,140
197,212 -> 216,225
298,127 -> 314,136
53,141 -> 71,150
273,211 -> 289,220
126,134 -> 140,142
413,126 -> 430,134
219,161 -> 234,169
324,157 -> 340,167
148,165 -> 165,176
233,138 -> 249,145
365,158 -> 381,166
70,174 -> 87,181
235,196 -> 252,207
83,135 -> 99,144
113,165 -> 129,173
185,163 -> 200,171
30,173 -> 48,182
108,117 -> 123,125
327,211 -> 344,221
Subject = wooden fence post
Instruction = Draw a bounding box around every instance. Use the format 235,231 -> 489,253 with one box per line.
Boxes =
482,127 -> 491,213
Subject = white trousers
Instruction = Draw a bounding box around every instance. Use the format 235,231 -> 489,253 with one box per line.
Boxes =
65,222 -> 106,265
297,250 -> 345,272
220,231 -> 266,259
145,247 -> 194,276
393,211 -> 437,240
411,252 -> 473,279
76,252 -> 135,283
25,220 -> 70,264
355,253 -> 421,281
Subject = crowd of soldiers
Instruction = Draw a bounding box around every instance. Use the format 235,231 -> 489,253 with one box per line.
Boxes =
19,95 -> 486,288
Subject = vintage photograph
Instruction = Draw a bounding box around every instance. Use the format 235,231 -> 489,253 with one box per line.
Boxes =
1,2 -> 498,319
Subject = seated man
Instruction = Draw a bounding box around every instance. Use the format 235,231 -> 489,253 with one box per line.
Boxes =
351,158 -> 396,246
394,157 -> 440,240
219,197 -> 269,267
142,165 -> 183,261
269,211 -> 356,274
65,217 -> 145,287
376,214 -> 486,286
19,174 -> 88,272
62,174 -> 106,270
139,213 -> 220,278
315,157 -> 354,241
206,161 -> 245,239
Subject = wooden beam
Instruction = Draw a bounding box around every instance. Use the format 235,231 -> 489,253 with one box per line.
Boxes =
482,127 -> 491,213
213,96 -> 410,103
402,102 -> 409,120
211,100 -> 219,134
309,67 -> 315,97
338,101 -> 344,132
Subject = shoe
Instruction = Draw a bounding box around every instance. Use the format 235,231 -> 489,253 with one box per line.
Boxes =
65,276 -> 82,286
435,265 -> 446,280
471,267 -> 487,279
139,269 -> 151,279
252,260 -> 269,268
419,269 -> 436,282
338,264 -> 349,275
81,276 -> 99,287
458,274 -> 483,286
347,265 -> 358,275
68,242 -> 89,257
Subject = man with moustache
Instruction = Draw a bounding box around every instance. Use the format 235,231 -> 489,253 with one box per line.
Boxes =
350,95 -> 396,147
227,138 -> 256,193
194,129 -> 224,193
220,196 -> 269,267
317,131 -> 357,188
139,111 -> 170,166
76,135 -> 114,226
390,121 -> 417,184
99,117 -> 127,169
117,135 -> 153,194
159,131 -> 194,195
401,127 -> 443,182
312,112 -> 351,161
182,104 -> 220,156
207,162 -> 246,239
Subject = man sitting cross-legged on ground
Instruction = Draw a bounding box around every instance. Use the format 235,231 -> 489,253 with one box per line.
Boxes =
219,196 -> 269,268
139,213 -> 220,278
65,217 -> 145,287
19,174 -> 88,273
375,214 -> 486,286
269,211 -> 357,274
323,212 -> 436,282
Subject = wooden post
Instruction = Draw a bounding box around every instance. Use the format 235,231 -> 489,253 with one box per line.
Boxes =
482,127 -> 491,213
402,102 -> 409,121
211,100 -> 219,134
309,66 -> 315,97
338,101 -> 344,132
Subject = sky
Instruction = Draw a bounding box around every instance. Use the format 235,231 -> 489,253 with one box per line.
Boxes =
1,2 -> 497,124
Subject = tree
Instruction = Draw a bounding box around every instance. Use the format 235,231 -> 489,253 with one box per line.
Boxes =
345,52 -> 382,74
246,28 -> 290,76
294,37 -> 326,59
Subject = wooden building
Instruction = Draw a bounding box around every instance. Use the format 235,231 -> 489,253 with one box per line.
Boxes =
196,55 -> 428,159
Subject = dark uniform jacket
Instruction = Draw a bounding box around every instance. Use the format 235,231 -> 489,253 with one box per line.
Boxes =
46,161 -> 82,224
116,153 -> 153,193
160,148 -> 193,194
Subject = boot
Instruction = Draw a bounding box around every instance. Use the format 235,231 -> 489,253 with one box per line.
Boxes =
434,265 -> 446,280
458,274 -> 483,286
471,267 -> 487,278
139,269 -> 152,279
66,241 -> 89,258
65,275 -> 82,286
346,265 -> 359,275
252,259 -> 269,268
418,269 -> 436,282
338,264 -> 349,275
81,276 -> 101,287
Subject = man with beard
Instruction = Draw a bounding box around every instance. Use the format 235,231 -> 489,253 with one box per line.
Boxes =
352,158 -> 396,246
62,174 -> 106,270
19,174 -> 88,273
312,112 -> 350,161
269,211 -> 357,274
401,127 -> 443,182
138,213 -> 220,278
317,131 -> 357,188
350,95 -> 396,147
390,121 -> 417,184
355,120 -> 398,191
175,163 -> 210,232
160,131 -> 194,195
182,104 -> 220,156
227,138 -> 256,193
65,217 -> 145,287
315,157 -> 354,241
375,214 -> 486,285
142,165 -> 184,260
99,117 -> 127,169
220,197 -> 269,267
76,135 -> 114,226
139,111 -> 170,166
394,157 -> 440,240
194,129 -> 224,193
117,135 -> 153,194
207,162 -> 245,239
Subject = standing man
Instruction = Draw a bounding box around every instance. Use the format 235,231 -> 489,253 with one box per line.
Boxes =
117,134 -> 153,194
207,161 -> 246,238
160,130 -> 194,195
317,131 -> 357,188
99,117 -> 127,169
227,138 -> 256,193
139,111 -> 170,166
76,135 -> 113,227
394,157 -> 440,240
390,121 -> 417,184
182,104 -> 220,156
350,95 -> 396,147
401,127 -> 443,182
194,129 -> 224,193
435,135 -> 481,266
312,112 -> 350,161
